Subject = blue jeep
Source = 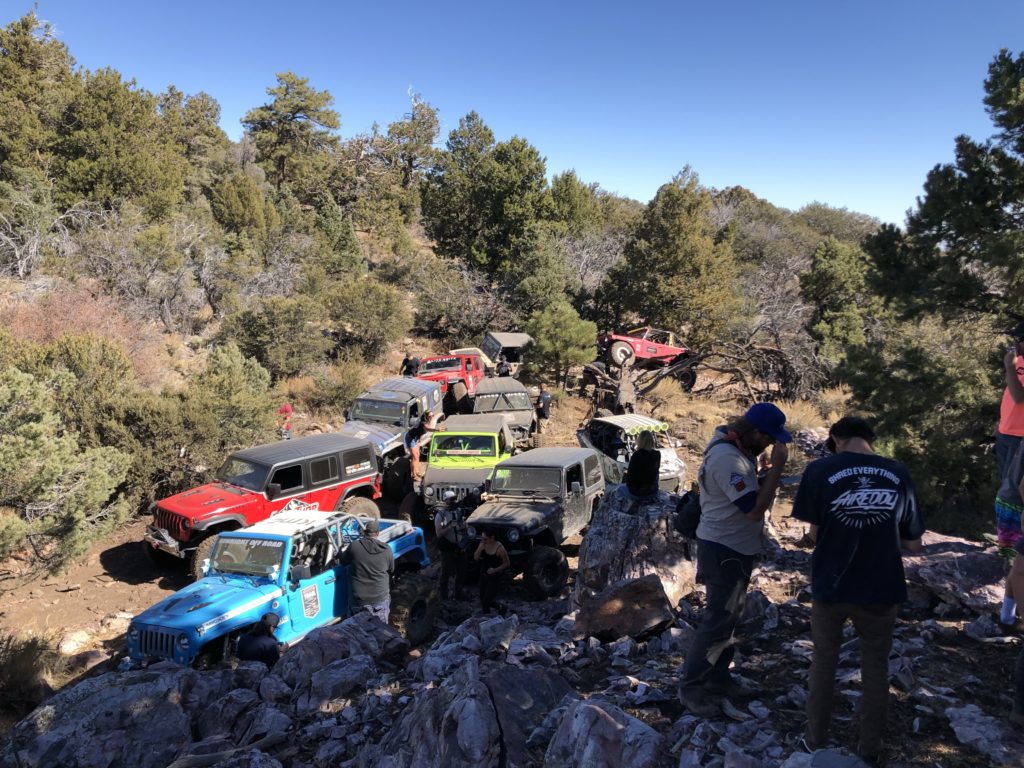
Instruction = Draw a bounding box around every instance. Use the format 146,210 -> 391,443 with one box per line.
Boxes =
126,506 -> 435,666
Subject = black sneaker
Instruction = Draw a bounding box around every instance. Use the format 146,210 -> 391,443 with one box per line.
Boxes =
678,690 -> 721,718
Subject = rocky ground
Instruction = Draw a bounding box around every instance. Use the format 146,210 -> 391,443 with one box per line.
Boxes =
2,483 -> 1022,768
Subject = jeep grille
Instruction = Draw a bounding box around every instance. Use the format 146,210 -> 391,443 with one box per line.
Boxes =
155,507 -> 189,542
138,627 -> 177,660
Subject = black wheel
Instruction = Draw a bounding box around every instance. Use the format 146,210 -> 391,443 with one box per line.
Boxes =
339,496 -> 380,520
382,456 -> 412,502
451,381 -> 469,413
189,535 -> 219,582
398,491 -> 425,524
389,574 -> 440,646
675,367 -> 697,392
522,545 -> 569,599
532,432 -> 551,449
142,540 -> 178,568
608,342 -> 634,367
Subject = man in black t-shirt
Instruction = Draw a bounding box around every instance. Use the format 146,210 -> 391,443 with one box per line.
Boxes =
237,613 -> 282,668
791,416 -> 924,764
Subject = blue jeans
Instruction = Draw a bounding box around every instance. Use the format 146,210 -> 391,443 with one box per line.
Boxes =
996,432 -> 1022,482
679,540 -> 755,698
359,597 -> 390,624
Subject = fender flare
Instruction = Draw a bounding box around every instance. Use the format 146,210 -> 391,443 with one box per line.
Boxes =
192,514 -> 248,533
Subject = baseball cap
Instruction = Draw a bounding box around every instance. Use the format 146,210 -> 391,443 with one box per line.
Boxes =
443,491 -> 457,502
744,402 -> 792,444
363,518 -> 380,534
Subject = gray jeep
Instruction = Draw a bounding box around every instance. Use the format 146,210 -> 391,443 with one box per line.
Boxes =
339,377 -> 444,501
466,447 -> 608,599
471,377 -> 541,450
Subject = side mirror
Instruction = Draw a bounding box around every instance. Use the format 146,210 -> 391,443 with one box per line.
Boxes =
266,483 -> 282,501
288,564 -> 311,583
571,482 -> 582,495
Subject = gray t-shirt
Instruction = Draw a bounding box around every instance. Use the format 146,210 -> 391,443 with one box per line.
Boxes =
696,430 -> 763,555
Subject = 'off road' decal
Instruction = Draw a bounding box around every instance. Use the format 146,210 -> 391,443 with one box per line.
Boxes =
301,585 -> 320,618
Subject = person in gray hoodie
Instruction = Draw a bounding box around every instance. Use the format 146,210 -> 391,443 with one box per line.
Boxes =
341,518 -> 395,622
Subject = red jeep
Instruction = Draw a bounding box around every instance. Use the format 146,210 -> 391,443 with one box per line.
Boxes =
416,353 -> 487,414
597,326 -> 698,389
144,433 -> 381,579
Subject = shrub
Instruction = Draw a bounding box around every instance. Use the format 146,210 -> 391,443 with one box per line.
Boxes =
0,631 -> 65,717
322,276 -> 409,362
220,294 -> 333,379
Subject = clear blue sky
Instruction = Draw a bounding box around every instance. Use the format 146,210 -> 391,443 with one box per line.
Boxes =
22,0 -> 1024,225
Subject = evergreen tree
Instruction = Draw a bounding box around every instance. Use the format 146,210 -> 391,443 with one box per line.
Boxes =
524,301 -> 597,382
549,170 -> 603,237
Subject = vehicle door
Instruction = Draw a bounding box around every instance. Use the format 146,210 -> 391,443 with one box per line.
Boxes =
562,463 -> 588,539
464,357 -> 477,394
582,453 -> 605,525
284,530 -> 339,639
339,445 -> 377,503
263,462 -> 308,519
305,453 -> 341,511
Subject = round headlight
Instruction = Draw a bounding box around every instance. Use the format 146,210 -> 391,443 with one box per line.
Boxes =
128,626 -> 140,641
182,518 -> 191,529
466,525 -> 477,539
177,633 -> 190,650
424,487 -> 434,497
507,528 -> 520,543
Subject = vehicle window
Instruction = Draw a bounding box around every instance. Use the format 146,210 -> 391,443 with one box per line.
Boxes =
420,357 -> 461,372
584,455 -> 602,487
467,358 -> 474,372
432,434 -> 496,457
481,336 -> 501,361
409,402 -> 420,420
567,464 -> 583,490
498,430 -> 508,455
310,456 -> 339,485
270,464 -> 303,493
343,446 -> 375,477
212,537 -> 284,575
490,466 -> 561,495
216,458 -> 269,492
351,398 -> 404,425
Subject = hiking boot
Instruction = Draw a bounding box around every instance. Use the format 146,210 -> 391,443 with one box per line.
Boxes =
706,675 -> 755,697
678,689 -> 720,718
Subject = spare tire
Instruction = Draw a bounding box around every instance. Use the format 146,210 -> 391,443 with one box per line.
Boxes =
608,342 -> 634,367
523,545 -> 569,599
389,574 -> 440,646
451,381 -> 469,413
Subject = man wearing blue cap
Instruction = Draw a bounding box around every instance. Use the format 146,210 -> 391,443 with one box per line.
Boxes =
678,402 -> 791,716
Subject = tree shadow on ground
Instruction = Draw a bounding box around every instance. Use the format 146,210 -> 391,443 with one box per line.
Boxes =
98,541 -> 189,591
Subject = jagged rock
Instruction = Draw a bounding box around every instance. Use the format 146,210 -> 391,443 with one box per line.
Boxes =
574,574 -> 674,642
438,677 -> 501,766
545,698 -> 663,768
479,614 -> 519,652
198,688 -> 261,739
275,612 -> 406,700
573,487 -> 696,611
57,629 -> 92,656
903,532 -> 1005,613
484,665 -> 574,767
300,654 -> 377,713
965,614 -> 1001,640
258,674 -> 292,704
660,624 -> 695,654
945,704 -> 1018,765
210,749 -> 283,768
723,752 -> 761,768
234,703 -> 292,746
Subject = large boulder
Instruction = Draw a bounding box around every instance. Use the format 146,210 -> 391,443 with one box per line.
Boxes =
903,532 -> 1006,613
573,486 -> 696,612
483,665 -> 574,768
574,574 -> 675,642
544,698 -> 663,768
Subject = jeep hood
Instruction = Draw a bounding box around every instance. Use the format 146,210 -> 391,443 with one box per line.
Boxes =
134,578 -> 283,632
467,499 -> 559,529
338,420 -> 403,455
475,410 -> 534,432
158,482 -> 253,520
659,449 -> 686,481
423,466 -> 494,488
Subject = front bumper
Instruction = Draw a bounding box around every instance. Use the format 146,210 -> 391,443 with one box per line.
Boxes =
144,525 -> 186,558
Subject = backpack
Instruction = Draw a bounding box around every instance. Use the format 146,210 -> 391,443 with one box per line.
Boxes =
672,436 -> 734,539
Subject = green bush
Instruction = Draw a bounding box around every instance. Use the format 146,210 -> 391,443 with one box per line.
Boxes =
323,276 -> 409,362
220,295 -> 334,379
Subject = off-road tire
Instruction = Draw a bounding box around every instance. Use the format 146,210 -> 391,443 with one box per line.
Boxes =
675,367 -> 697,392
389,574 -> 440,646
398,491 -> 425,524
608,342 -> 634,367
189,535 -> 219,582
382,456 -> 412,501
532,431 -> 551,449
523,545 -> 569,599
142,540 -> 178,568
451,381 -> 469,413
339,496 -> 381,521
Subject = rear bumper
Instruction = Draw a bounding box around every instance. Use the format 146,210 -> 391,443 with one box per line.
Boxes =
144,525 -> 186,558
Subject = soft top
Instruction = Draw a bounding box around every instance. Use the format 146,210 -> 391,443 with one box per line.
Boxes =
486,332 -> 533,348
589,414 -> 669,435
359,377 -> 440,400
238,510 -> 402,538
442,414 -> 512,433
497,447 -> 598,469
231,433 -> 370,466
475,377 -> 532,396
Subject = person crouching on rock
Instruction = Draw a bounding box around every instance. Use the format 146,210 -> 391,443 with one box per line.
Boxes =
237,613 -> 282,668
677,402 -> 791,717
474,527 -> 510,615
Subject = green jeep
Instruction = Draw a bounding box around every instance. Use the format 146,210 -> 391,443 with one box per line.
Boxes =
399,414 -> 515,523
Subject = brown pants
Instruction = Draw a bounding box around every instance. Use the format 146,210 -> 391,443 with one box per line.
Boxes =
806,601 -> 898,758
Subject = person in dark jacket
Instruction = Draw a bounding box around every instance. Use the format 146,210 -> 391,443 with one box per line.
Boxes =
625,430 -> 661,497
236,613 -> 282,667
400,353 -> 420,377
341,518 -> 395,622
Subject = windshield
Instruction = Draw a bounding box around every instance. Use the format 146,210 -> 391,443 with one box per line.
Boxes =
481,337 -> 502,361
351,398 -> 405,425
216,458 -> 269,492
420,357 -> 461,373
211,537 -> 284,576
474,392 -> 533,412
490,466 -> 561,495
431,433 -> 496,457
